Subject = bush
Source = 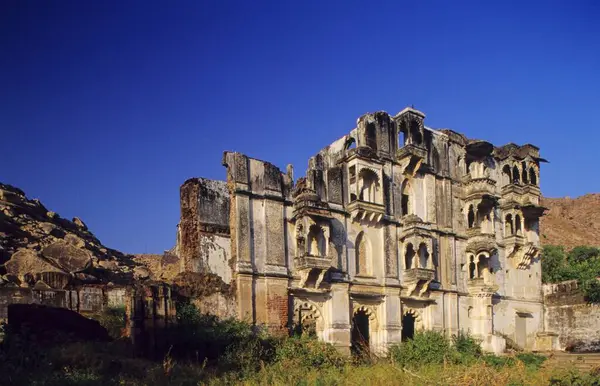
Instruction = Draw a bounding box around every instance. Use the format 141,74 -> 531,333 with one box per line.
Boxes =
482,354 -> 516,368
390,330 -> 454,367
515,352 -> 547,370
91,306 -> 126,339
453,331 -> 482,358
274,335 -> 346,369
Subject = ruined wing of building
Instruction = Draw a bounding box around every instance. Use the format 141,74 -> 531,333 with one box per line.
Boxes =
176,107 -> 555,354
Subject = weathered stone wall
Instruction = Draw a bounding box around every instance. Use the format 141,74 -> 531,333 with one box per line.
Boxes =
178,178 -> 232,281
544,280 -> 600,351
181,106 -> 549,354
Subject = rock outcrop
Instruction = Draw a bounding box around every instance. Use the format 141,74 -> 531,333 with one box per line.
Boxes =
541,194 -> 600,249
0,182 -> 139,288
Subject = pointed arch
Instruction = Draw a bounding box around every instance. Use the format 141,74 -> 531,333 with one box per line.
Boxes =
405,243 -> 415,270
515,214 -> 522,235
418,243 -> 430,269
358,168 -> 380,203
467,205 -> 475,228
505,214 -> 514,236
521,162 -> 528,184
529,167 -> 537,185
401,179 -> 413,216
469,255 -> 476,279
502,165 -> 512,185
356,231 -> 372,276
512,165 -> 520,184
307,224 -> 326,257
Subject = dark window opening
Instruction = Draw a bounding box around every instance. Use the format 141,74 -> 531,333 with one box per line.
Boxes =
402,313 -> 416,341
351,310 -> 370,355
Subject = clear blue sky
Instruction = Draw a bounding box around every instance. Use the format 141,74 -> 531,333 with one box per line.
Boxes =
1,1 -> 599,254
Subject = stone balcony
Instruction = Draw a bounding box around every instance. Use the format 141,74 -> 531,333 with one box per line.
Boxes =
347,200 -> 385,222
500,184 -> 541,209
467,277 -> 498,296
466,228 -> 497,256
396,144 -> 427,176
404,267 -> 435,283
402,268 -> 435,298
463,177 -> 498,200
294,254 -> 332,271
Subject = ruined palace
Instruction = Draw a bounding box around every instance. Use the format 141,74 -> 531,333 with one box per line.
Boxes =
176,107 -> 551,354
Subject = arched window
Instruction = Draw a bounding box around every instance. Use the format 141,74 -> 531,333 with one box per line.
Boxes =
401,179 -> 412,215
467,205 -> 475,228
345,137 -> 356,151
356,232 -> 371,276
477,254 -> 488,278
521,162 -> 528,184
469,256 -> 476,279
505,214 -> 514,236
515,214 -> 522,236
405,243 -> 415,270
502,165 -> 512,185
529,167 -> 537,185
307,225 -> 326,257
418,243 -> 429,269
410,121 -> 422,145
358,169 -> 380,203
512,166 -> 520,184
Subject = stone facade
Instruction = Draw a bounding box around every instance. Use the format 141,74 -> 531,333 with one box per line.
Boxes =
544,280 -> 600,352
177,107 -> 550,354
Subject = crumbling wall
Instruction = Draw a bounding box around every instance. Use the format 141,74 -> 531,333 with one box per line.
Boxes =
178,178 -> 231,282
544,280 -> 600,351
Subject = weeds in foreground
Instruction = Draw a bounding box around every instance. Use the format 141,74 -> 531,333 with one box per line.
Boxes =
0,307 -> 595,385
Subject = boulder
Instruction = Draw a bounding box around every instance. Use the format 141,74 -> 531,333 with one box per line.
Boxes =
72,217 -> 88,230
133,266 -> 150,280
42,241 -> 91,273
4,249 -> 64,281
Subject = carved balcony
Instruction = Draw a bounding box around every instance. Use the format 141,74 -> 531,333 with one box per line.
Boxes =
403,268 -> 435,298
347,200 -> 385,222
404,268 -> 435,283
396,144 -> 427,176
463,177 -> 498,200
294,254 -> 332,271
294,253 -> 332,289
466,229 -> 497,256
500,184 -> 541,210
467,277 -> 498,296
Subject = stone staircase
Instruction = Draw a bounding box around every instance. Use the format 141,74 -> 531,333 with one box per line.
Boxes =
545,352 -> 600,372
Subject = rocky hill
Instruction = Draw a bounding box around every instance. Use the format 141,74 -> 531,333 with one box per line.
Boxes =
0,182 -> 149,288
540,194 -> 600,249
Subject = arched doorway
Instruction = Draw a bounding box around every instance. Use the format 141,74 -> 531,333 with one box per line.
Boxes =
351,310 -> 370,354
402,312 -> 416,341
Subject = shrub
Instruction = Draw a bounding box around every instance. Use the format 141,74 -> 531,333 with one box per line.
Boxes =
482,354 -> 516,369
274,335 -> 346,369
390,330 -> 454,367
91,306 -> 126,339
453,331 -> 482,358
515,352 -> 547,370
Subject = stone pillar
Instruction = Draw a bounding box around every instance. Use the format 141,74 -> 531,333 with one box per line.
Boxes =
380,287 -> 402,352
322,283 -> 351,354
236,274 -> 254,323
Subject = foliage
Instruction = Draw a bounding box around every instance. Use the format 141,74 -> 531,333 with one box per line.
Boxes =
541,244 -> 600,303
274,335 -> 346,369
90,306 -> 126,339
515,352 -> 547,370
453,330 -> 483,359
389,330 -> 454,367
2,311 -> 598,386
